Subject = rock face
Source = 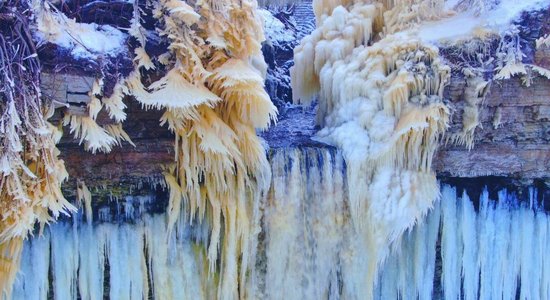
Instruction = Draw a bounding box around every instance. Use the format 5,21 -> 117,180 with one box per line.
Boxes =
436,75 -> 550,179
46,2 -> 550,204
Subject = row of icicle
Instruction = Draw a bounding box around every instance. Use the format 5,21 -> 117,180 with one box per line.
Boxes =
11,148 -> 550,300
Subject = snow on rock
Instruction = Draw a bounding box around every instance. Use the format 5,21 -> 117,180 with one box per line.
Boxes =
259,9 -> 295,48
34,7 -> 128,60
261,4 -> 316,109
419,0 -> 550,42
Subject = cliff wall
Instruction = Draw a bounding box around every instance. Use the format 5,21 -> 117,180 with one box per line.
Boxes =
40,1 -> 550,203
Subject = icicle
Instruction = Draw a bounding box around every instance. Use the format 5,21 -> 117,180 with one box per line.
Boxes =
441,186 -> 462,300
459,191 -> 479,300
11,234 -> 49,300
520,203 -> 536,300
124,3 -> 277,297
11,173 -> 550,300
257,148 -> 347,299
50,221 -> 79,300
77,181 -> 93,225
78,224 -> 105,300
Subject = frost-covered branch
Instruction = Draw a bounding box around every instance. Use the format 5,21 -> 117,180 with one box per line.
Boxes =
0,2 -> 74,296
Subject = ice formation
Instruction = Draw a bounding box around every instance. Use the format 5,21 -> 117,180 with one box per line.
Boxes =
11,148 -> 550,300
123,1 -> 277,298
0,2 -> 76,293
59,76 -> 134,154
448,68 -> 489,149
291,0 -> 451,296
12,211 -> 214,300
290,0 -> 550,296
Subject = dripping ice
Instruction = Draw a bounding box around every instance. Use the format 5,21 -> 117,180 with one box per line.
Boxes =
12,148 -> 550,300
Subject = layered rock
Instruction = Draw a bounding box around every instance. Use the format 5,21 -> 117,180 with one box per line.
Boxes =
37,2 -> 549,205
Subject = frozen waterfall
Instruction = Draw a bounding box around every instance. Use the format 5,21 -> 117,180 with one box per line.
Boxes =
12,148 -> 550,299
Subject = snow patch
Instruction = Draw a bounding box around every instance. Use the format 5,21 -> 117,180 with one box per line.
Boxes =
35,10 -> 128,59
419,0 -> 550,42
259,9 -> 295,46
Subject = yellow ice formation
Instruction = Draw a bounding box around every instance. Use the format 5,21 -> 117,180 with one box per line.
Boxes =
0,58 -> 74,297
32,0 -> 134,154
0,2 -> 80,294
291,0 -> 451,297
1,5 -> 133,293
125,0 -> 276,298
0,101 -> 72,295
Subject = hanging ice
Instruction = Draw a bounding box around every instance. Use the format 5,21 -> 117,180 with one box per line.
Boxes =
11,148 -> 550,300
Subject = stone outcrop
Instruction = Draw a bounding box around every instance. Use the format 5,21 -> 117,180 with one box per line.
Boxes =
436,75 -> 550,179
40,2 -> 550,205
54,71 -> 550,200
